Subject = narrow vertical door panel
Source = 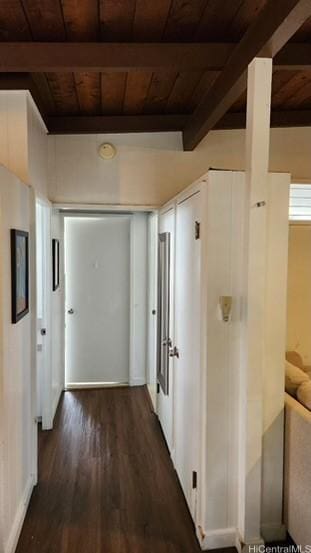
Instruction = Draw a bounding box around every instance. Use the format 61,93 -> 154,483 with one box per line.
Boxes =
65,216 -> 130,385
157,207 -> 175,452
147,212 -> 158,408
36,200 -> 53,430
174,191 -> 201,517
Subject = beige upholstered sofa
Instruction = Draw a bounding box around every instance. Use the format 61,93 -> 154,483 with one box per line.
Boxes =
284,392 -> 311,550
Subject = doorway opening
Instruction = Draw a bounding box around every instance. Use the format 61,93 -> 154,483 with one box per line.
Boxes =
64,212 -> 149,390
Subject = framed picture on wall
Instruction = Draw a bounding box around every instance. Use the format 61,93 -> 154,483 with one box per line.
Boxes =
11,229 -> 29,324
52,238 -> 60,291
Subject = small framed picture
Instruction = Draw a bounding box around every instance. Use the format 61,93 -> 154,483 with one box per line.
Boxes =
52,239 -> 60,291
11,229 -> 29,324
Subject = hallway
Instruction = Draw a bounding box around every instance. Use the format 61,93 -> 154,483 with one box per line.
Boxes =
16,387 -> 201,553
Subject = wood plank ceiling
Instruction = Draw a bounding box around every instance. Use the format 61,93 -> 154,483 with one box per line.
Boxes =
1,0 -> 311,143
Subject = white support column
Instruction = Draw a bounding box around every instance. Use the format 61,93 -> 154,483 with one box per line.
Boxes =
238,57 -> 273,549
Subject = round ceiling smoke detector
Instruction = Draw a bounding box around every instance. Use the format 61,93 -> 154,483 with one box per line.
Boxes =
98,143 -> 117,160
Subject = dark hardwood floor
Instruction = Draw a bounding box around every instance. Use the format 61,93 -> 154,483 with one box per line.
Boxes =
16,386 -> 202,553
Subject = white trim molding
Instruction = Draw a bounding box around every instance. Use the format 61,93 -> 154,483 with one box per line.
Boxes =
66,382 -> 128,390
54,202 -> 158,212
4,476 -> 34,553
129,376 -> 146,387
199,527 -> 238,550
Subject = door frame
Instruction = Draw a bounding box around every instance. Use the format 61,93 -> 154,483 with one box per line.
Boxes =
146,211 -> 159,409
157,230 -> 171,395
35,197 -> 53,430
62,208 -> 150,388
156,203 -> 176,456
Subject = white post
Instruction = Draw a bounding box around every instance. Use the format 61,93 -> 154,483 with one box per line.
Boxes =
239,57 -> 273,548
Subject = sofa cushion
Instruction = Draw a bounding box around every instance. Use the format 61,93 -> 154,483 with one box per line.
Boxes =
286,351 -> 304,370
285,360 -> 310,397
297,380 -> 311,411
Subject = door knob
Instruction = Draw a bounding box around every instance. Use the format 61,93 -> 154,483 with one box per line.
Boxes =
67,308 -> 74,315
169,346 -> 179,359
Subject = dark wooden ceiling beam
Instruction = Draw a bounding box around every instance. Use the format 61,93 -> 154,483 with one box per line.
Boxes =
0,42 -> 233,72
216,110 -> 311,129
47,110 -> 311,135
183,0 -> 311,150
2,73 -> 311,135
274,43 -> 311,70
47,114 -> 190,134
0,41 -> 309,73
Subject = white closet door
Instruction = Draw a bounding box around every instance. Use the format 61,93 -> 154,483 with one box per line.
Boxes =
157,206 -> 175,452
65,216 -> 130,386
174,191 -> 201,518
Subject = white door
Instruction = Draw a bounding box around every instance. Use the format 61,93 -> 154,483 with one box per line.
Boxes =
36,200 -> 53,430
157,206 -> 175,453
174,191 -> 201,518
65,215 -> 130,386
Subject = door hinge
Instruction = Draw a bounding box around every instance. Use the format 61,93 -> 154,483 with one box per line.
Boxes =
157,382 -> 160,394
192,471 -> 197,489
195,221 -> 200,240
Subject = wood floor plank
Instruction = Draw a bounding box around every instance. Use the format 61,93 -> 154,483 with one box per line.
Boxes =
16,387 -> 202,553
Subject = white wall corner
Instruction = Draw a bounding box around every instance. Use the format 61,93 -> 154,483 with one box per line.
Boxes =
129,376 -> 146,387
261,523 -> 287,543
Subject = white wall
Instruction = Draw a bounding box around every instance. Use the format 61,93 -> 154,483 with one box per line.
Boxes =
51,209 -> 64,416
47,127 -> 311,207
0,92 -> 28,184
0,166 -> 36,553
287,224 -> 311,365
27,96 -> 49,200
1,91 -> 311,210
0,91 -> 49,200
47,133 -> 184,206
201,171 -> 245,549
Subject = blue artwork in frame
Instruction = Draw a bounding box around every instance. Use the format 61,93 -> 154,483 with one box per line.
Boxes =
11,229 -> 29,324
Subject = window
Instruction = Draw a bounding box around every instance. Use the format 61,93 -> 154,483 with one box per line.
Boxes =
289,184 -> 311,221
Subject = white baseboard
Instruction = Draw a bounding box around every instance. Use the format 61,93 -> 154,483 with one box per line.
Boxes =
235,532 -> 265,553
66,381 -> 129,390
129,377 -> 146,386
52,386 -> 63,422
261,523 -> 287,543
5,475 -> 34,553
147,384 -> 157,410
199,527 -> 238,550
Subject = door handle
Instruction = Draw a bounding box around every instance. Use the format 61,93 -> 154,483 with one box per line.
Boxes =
67,308 -> 74,315
169,346 -> 179,359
